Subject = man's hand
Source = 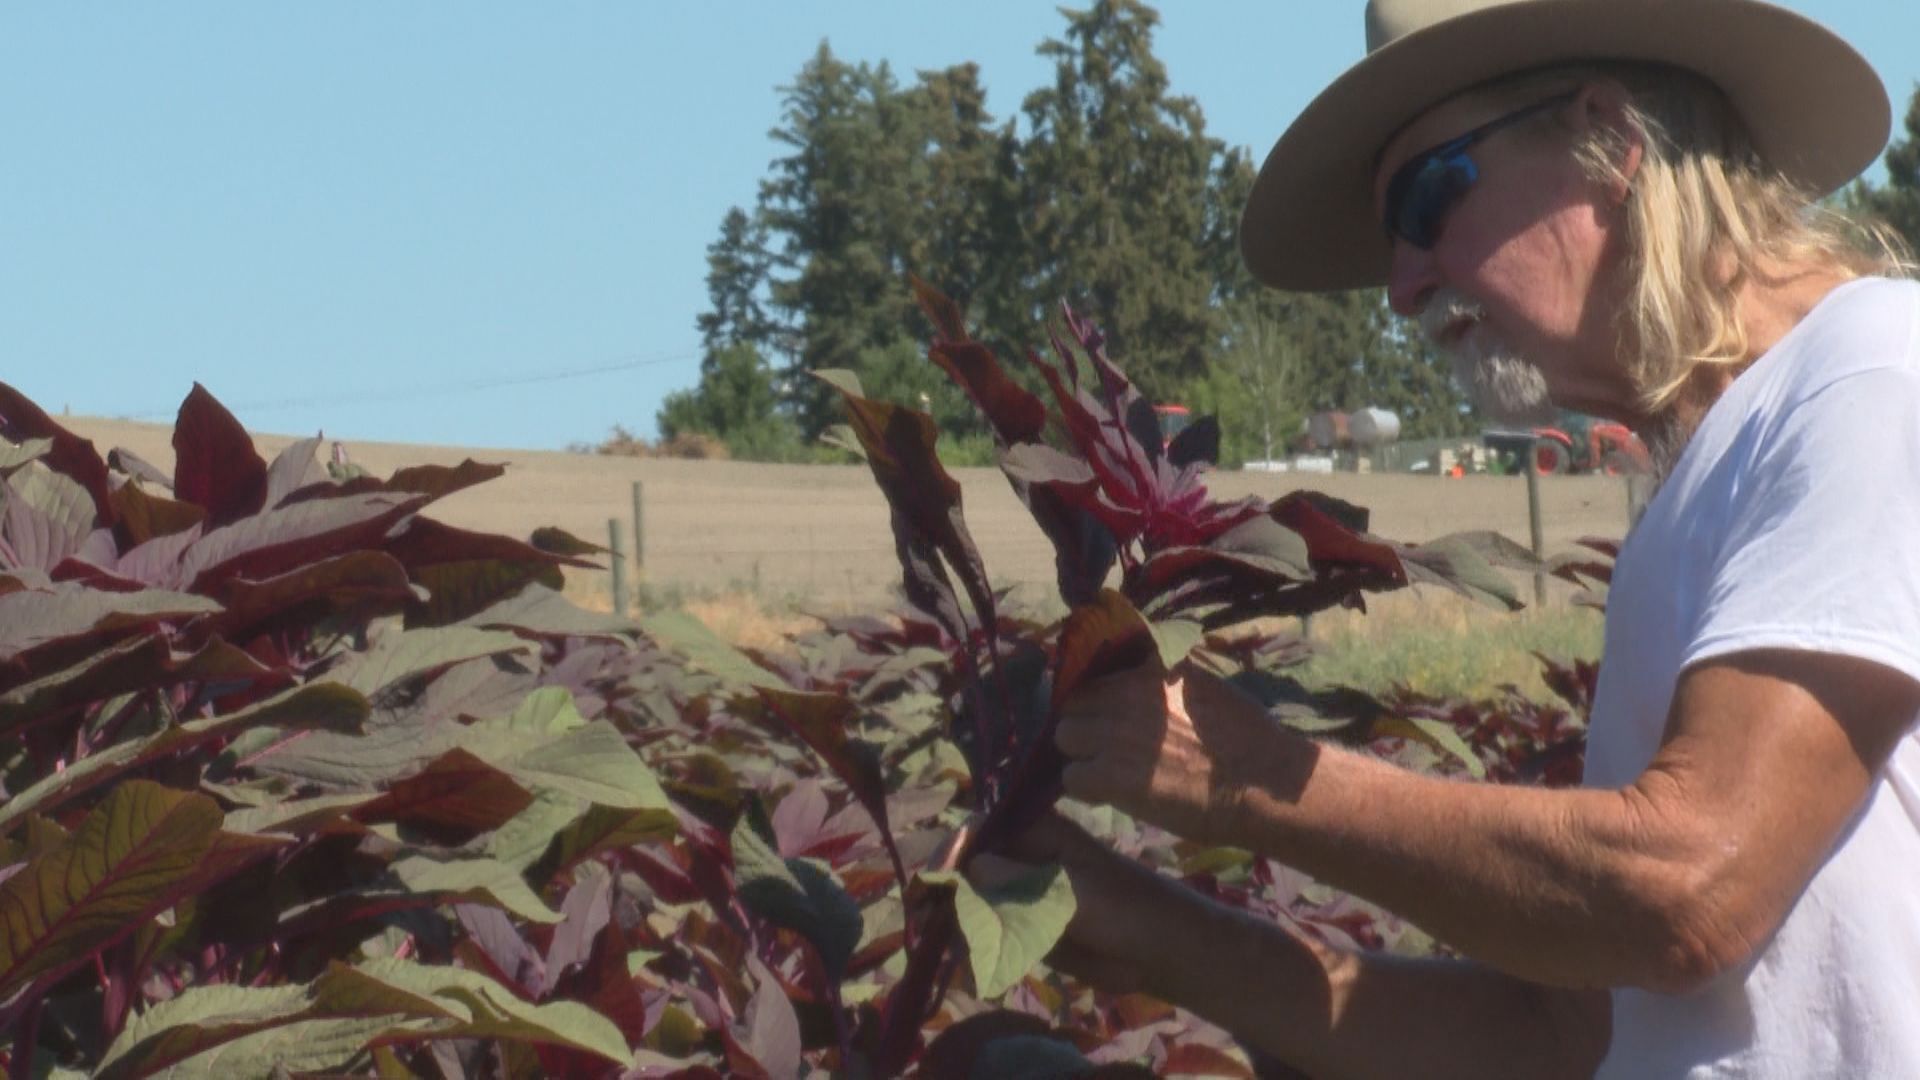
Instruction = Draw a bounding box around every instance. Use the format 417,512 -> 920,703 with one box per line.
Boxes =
1053,664 -> 1314,849
969,810 -> 1264,994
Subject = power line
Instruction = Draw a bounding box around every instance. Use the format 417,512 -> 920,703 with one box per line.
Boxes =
116,347 -> 703,420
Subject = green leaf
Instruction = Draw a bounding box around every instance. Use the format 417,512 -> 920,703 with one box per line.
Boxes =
153,1016 -> 416,1080
315,958 -> 632,1066
0,582 -> 221,663
1147,618 -> 1205,670
0,436 -> 52,472
5,462 -> 98,566
1402,534 -> 1525,611
0,781 -> 222,1001
466,698 -> 673,812
641,611 -> 782,689
103,958 -> 628,1077
96,983 -> 315,1080
730,814 -> 862,981
389,854 -> 561,925
477,790 -> 588,872
478,787 -> 583,868
0,633 -> 272,735
923,864 -> 1076,999
462,583 -> 637,639
538,802 -> 679,882
333,626 -> 534,697
0,681 -> 368,833
810,367 -> 866,398
223,793 -> 375,836
1373,715 -> 1487,779
498,685 -> 587,734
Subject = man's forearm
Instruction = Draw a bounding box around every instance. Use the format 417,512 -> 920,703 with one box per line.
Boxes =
1139,877 -> 1609,1079
1218,735 -> 1695,990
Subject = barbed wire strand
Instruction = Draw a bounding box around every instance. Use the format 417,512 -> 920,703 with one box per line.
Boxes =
115,347 -> 702,420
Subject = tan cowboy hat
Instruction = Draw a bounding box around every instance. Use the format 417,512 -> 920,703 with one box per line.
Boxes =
1242,0 -> 1891,292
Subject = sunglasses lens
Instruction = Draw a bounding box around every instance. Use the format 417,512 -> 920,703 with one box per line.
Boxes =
1392,154 -> 1476,249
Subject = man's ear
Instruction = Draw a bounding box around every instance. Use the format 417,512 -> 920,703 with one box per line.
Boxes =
1566,78 -> 1643,204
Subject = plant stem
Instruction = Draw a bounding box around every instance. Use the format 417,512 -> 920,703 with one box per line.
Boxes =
820,956 -> 856,1071
12,994 -> 43,1079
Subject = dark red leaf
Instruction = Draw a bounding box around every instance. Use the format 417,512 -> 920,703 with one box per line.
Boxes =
542,868 -> 614,996
206,550 -> 416,645
0,381 -> 114,529
172,384 -> 269,528
1166,414 -> 1221,469
1270,492 -> 1406,581
1050,590 -> 1158,714
752,687 -> 908,892
176,491 -> 426,592
110,481 -> 206,550
107,446 -> 172,491
261,435 -> 324,509
817,374 -> 998,647
454,903 -> 548,996
354,748 -> 535,840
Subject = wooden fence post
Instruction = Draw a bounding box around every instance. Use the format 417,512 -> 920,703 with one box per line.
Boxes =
630,480 -> 646,577
608,518 -> 627,616
1526,440 -> 1547,607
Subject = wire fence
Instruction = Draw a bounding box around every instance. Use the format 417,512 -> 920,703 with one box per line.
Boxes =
585,465 -> 1652,616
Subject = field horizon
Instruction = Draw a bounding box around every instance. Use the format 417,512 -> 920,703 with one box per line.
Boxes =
61,412 -> 1637,613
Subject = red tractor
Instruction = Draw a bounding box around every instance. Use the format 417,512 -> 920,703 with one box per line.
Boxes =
1153,404 -> 1192,448
1483,412 -> 1651,475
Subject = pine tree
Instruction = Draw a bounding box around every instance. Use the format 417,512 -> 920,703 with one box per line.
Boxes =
1853,83 -> 1920,253
1015,0 -> 1222,403
695,207 -> 779,353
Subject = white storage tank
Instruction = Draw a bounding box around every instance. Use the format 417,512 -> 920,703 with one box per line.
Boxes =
1349,407 -> 1401,447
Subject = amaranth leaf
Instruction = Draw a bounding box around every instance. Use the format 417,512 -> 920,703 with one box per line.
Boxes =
0,780 -> 222,1002
730,813 -> 862,982
921,864 -> 1075,999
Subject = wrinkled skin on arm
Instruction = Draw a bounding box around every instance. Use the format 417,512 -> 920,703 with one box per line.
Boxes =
997,647 -> 1917,1075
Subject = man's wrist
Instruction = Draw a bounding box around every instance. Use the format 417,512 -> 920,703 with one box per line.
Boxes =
1205,711 -> 1315,854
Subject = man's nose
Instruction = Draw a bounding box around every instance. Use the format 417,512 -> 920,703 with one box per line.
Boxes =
1386,240 -> 1440,319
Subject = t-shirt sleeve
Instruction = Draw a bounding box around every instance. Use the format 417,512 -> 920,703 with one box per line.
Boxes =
1684,365 -> 1920,685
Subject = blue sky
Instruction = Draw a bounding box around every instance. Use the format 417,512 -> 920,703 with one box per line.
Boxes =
4,3 -> 1915,451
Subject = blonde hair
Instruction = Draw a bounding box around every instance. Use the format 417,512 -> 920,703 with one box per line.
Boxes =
1474,63 -> 1913,414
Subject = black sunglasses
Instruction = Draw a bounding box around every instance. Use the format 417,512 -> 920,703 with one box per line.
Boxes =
1380,91 -> 1577,250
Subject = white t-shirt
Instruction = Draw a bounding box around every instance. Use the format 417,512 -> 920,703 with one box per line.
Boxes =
1587,276 -> 1920,1078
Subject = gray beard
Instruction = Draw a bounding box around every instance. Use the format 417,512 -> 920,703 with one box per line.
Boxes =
1446,340 -> 1559,428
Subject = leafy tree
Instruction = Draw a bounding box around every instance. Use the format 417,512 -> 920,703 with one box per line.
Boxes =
1850,82 -> 1920,254
657,341 -> 800,459
1194,294 -> 1302,465
666,3 -> 1471,458
1209,151 -> 1469,439
658,201 -> 800,459
695,207 -> 780,353
756,47 -> 936,436
1014,0 -> 1222,403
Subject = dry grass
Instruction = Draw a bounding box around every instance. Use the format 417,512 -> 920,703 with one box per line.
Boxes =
676,593 -> 823,652
1295,585 -> 1604,703
565,566 -> 1602,704
564,571 -> 823,652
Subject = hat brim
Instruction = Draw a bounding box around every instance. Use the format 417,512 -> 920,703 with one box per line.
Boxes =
1241,0 -> 1890,292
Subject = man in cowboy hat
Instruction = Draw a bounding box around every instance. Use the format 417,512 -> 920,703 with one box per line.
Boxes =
981,0 -> 1920,1075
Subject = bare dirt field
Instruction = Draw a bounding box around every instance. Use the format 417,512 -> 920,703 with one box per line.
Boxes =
63,415 -> 1637,612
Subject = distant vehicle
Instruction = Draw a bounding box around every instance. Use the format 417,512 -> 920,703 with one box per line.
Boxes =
1483,411 -> 1651,475
1153,404 -> 1191,448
